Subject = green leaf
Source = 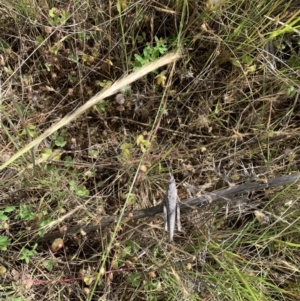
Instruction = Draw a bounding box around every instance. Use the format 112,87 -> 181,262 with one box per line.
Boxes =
231,58 -> 241,67
59,11 -> 70,24
288,55 -> 300,68
116,2 -> 122,13
122,148 -> 130,159
64,156 -> 74,167
136,134 -> 144,146
98,80 -> 112,88
4,206 -> 15,213
136,35 -> 144,43
51,43 -> 59,55
0,236 -> 11,250
136,134 -> 151,153
153,244 -> 159,257
0,211 -> 8,221
287,86 -> 296,96
76,185 -> 90,196
84,275 -> 96,286
69,180 -> 76,191
16,204 -> 36,221
27,125 -> 36,138
68,53 -> 78,63
247,65 -> 256,73
40,148 -> 53,161
127,272 -> 141,287
122,246 -> 132,256
49,7 -> 56,18
126,193 -> 135,204
159,45 -> 167,54
89,149 -> 99,158
19,244 -> 38,264
241,54 -> 253,65
122,84 -> 131,93
45,62 -> 52,71
55,136 -> 67,147
140,144 -> 146,153
4,66 -> 12,74
143,47 -> 151,58
0,41 -> 10,50
134,54 -> 145,64
43,259 -> 57,271
36,35 -> 44,45
93,99 -> 111,112
120,142 -> 132,160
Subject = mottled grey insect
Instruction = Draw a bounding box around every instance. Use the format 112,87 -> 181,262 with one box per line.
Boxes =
163,173 -> 181,241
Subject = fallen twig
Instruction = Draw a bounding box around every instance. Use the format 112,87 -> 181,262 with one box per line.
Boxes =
34,172 -> 300,243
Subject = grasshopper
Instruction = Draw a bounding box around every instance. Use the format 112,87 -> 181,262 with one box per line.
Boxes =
163,173 -> 181,241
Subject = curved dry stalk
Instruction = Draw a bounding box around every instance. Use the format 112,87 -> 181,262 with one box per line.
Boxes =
32,172 -> 300,243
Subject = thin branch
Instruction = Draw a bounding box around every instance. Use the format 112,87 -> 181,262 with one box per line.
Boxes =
34,172 -> 300,243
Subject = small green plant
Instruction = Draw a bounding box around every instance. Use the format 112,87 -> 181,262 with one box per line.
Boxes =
113,239 -> 141,269
50,36 -> 68,55
88,149 -> 99,158
0,236 -> 11,251
68,53 -> 79,63
125,193 -> 136,205
120,142 -> 132,160
127,272 -> 142,288
36,35 -> 44,45
40,148 -> 61,162
93,99 -> 111,113
280,76 -> 298,97
52,130 -> 68,147
68,74 -> 76,83
21,125 -> 36,138
44,62 -> 52,71
231,54 -> 256,74
38,210 -> 52,228
0,206 -> 15,221
77,31 -> 87,42
133,36 -> 168,70
136,134 -> 151,153
64,156 -> 74,167
15,204 -> 36,221
19,244 -> 38,264
43,259 -> 57,271
121,84 -> 131,94
48,7 -> 70,26
136,31 -> 146,44
14,205 -> 52,236
70,180 -> 90,196
97,79 -> 112,88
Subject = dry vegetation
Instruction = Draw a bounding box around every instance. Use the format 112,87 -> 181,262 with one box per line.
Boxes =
0,0 -> 300,300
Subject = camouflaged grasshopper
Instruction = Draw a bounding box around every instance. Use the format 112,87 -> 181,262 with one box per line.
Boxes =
163,173 -> 181,241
